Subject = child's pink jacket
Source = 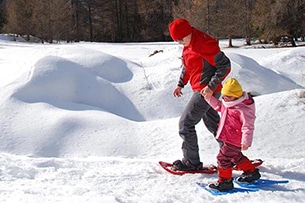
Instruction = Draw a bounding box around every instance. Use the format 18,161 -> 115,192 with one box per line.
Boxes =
206,92 -> 256,147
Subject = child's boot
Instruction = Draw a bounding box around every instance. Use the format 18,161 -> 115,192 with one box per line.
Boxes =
236,158 -> 261,183
208,168 -> 233,191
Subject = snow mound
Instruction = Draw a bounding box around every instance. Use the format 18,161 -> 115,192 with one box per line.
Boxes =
251,89 -> 305,159
62,48 -> 134,83
227,52 -> 301,95
12,55 -> 144,121
261,47 -> 305,87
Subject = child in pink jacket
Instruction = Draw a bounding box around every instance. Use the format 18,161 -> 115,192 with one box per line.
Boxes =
202,78 -> 260,192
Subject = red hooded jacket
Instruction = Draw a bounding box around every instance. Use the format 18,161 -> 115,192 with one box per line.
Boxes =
178,28 -> 231,92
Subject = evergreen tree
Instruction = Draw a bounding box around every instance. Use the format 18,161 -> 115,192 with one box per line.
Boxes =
0,2 -> 5,31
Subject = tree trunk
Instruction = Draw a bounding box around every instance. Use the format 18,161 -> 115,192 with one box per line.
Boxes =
245,36 -> 251,45
72,0 -> 80,42
228,36 -> 233,47
87,2 -> 93,42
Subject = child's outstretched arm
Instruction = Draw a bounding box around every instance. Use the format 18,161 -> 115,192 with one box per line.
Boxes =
201,91 -> 222,112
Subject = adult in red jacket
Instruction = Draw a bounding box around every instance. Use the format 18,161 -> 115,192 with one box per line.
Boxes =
169,18 -> 231,171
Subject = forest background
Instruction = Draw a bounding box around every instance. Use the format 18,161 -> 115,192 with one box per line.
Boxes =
0,0 -> 304,45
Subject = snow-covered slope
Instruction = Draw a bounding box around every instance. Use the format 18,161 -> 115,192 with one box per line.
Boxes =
0,37 -> 304,202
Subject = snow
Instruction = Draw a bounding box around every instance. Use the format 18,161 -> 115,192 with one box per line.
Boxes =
0,35 -> 305,203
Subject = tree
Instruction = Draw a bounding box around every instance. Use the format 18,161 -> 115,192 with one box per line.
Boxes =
136,0 -> 173,41
279,0 -> 305,42
3,0 -> 34,40
252,0 -> 305,45
71,0 -> 81,42
172,0 -> 256,47
172,0 -> 208,32
245,0 -> 255,45
32,0 -> 72,43
0,2 -> 5,31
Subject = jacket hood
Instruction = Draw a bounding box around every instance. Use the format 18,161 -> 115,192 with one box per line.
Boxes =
223,92 -> 253,108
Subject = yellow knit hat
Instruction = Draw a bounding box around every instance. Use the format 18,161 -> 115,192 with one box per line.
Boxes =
221,78 -> 243,98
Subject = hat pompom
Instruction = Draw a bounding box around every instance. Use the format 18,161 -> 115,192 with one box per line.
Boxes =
221,78 -> 243,98
169,18 -> 192,41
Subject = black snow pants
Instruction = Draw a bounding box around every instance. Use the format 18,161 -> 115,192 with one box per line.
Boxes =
179,91 -> 220,166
